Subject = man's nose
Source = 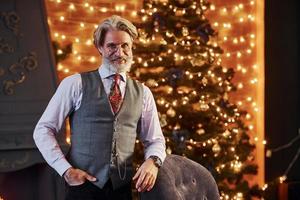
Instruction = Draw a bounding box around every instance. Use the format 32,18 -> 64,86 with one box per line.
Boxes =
114,46 -> 124,57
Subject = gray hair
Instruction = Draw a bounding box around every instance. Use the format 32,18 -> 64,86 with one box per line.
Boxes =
93,15 -> 138,48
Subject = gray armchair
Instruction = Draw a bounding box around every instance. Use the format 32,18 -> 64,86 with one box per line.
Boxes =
140,154 -> 220,200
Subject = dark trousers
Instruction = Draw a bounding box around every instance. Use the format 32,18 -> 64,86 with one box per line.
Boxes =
65,179 -> 132,200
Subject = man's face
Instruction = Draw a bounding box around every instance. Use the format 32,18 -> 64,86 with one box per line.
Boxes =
99,30 -> 133,73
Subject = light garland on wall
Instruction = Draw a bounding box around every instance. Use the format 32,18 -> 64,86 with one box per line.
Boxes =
46,0 -> 140,78
206,1 -> 265,197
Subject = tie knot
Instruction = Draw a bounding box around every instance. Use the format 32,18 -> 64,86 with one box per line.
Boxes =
114,73 -> 121,81
114,74 -> 121,80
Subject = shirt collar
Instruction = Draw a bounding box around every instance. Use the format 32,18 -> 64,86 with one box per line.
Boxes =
98,64 -> 126,82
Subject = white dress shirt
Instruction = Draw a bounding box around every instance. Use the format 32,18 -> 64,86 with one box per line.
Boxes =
33,65 -> 166,176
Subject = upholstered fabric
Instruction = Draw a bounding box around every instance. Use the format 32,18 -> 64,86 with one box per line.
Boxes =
140,154 -> 220,200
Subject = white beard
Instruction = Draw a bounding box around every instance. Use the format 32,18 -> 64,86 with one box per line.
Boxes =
102,57 -> 132,73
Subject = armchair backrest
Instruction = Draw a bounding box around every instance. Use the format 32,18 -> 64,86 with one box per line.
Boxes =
140,154 -> 220,200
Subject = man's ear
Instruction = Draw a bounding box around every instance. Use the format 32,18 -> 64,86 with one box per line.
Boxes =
97,47 -> 103,56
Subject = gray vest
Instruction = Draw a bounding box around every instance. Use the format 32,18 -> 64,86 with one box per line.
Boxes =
68,70 -> 143,189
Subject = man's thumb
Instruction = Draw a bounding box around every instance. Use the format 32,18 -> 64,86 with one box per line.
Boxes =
85,173 -> 97,182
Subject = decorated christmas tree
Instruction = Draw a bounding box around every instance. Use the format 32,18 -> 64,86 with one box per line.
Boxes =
131,0 -> 261,199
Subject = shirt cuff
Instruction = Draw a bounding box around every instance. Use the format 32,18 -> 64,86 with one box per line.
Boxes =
145,150 -> 166,164
51,157 -> 72,176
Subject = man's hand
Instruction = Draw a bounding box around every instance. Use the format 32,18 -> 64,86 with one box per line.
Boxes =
133,158 -> 158,192
63,167 -> 97,186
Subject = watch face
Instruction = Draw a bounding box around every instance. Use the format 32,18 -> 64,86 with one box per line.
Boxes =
156,160 -> 162,167
150,156 -> 162,168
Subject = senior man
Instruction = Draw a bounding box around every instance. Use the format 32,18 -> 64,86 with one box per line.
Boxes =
33,15 -> 166,200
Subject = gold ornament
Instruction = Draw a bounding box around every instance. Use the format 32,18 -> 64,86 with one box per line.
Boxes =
146,79 -> 157,87
174,123 -> 181,130
200,102 -> 209,111
167,147 -> 172,154
167,107 -> 176,117
197,128 -> 205,135
202,77 -> 208,85
212,143 -> 221,153
196,8 -> 202,15
175,9 -> 185,16
224,92 -> 229,100
157,98 -> 166,106
159,114 -> 168,127
223,129 -> 231,137
178,0 -> 186,4
182,26 -> 189,36
232,161 -> 242,173
187,145 -> 193,150
191,58 -> 205,67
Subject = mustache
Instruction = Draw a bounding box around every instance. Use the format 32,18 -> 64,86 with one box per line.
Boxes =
109,56 -> 132,62
112,57 -> 125,62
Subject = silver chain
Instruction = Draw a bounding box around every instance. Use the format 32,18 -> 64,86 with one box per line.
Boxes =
113,139 -> 126,180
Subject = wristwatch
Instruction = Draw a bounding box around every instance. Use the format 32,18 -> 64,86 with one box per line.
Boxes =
149,155 -> 162,168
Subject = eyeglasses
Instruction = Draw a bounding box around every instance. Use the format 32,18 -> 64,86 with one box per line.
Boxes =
106,43 -> 132,53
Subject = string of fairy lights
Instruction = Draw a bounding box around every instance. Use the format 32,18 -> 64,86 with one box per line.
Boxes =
206,2 -> 266,198
208,0 -> 263,179
46,0 -> 140,77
